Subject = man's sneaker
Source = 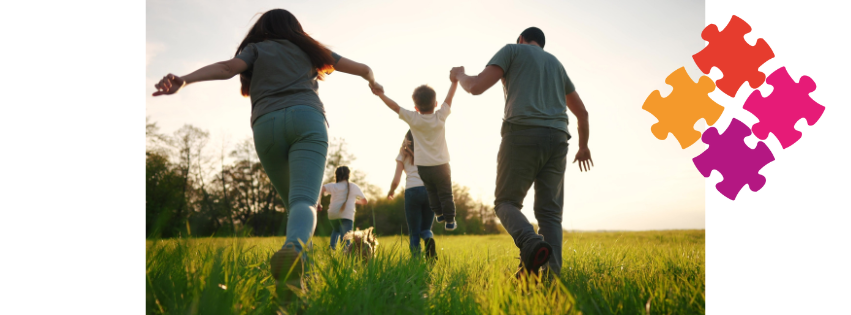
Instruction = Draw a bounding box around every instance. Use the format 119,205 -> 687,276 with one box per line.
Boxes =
270,245 -> 302,302
424,238 -> 438,261
514,262 -> 524,278
445,220 -> 457,231
515,262 -> 556,283
435,215 -> 445,223
519,239 -> 552,275
514,262 -> 537,287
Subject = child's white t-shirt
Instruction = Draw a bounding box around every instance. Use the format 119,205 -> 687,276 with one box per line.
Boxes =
398,102 -> 451,166
395,153 -> 425,189
323,181 -> 366,221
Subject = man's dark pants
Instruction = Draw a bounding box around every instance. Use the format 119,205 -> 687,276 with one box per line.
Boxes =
494,122 -> 569,275
417,163 -> 456,222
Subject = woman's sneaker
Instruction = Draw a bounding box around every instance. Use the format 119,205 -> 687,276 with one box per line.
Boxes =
435,215 -> 446,223
519,239 -> 552,275
424,238 -> 437,261
270,245 -> 302,302
445,220 -> 457,231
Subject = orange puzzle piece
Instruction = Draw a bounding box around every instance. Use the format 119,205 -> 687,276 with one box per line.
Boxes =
643,67 -> 725,149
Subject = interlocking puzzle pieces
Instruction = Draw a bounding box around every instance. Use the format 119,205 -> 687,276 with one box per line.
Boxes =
693,15 -> 775,97
693,118 -> 775,200
743,67 -> 825,149
643,67 -> 725,149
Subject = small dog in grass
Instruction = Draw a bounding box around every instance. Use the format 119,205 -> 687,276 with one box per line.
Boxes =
342,227 -> 379,262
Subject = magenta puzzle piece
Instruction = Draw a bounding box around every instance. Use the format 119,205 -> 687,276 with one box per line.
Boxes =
743,67 -> 825,149
693,119 -> 775,200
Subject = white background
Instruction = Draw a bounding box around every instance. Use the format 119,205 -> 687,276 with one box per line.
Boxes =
0,0 -> 848,313
705,0 -> 850,313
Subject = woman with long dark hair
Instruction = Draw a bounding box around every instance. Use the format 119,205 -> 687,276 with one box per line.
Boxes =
152,8 -> 382,299
387,131 -> 437,259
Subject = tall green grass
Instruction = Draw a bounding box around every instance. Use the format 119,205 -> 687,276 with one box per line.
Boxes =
146,230 -> 704,314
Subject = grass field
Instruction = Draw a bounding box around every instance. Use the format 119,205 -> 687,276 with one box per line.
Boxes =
146,230 -> 704,314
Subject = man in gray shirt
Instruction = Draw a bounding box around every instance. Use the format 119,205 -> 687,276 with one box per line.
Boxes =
452,27 -> 593,279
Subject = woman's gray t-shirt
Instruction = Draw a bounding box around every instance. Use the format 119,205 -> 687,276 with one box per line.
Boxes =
235,39 -> 342,126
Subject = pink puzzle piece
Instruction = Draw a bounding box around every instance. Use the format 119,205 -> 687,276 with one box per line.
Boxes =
693,119 -> 775,200
743,67 -> 826,149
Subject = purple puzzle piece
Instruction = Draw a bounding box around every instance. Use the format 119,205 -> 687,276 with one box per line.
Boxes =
693,119 -> 775,200
743,67 -> 825,149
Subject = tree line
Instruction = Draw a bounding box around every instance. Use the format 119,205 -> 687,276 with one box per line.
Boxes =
146,118 -> 504,239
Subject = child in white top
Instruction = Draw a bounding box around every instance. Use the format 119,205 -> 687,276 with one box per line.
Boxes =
372,79 -> 459,230
387,131 -> 437,258
389,132 -> 425,192
316,166 -> 368,250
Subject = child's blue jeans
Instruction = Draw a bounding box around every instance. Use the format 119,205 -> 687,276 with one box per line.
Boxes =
329,219 -> 353,250
404,186 -> 435,253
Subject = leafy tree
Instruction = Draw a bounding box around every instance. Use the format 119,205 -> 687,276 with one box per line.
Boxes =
145,120 -> 504,239
146,120 -> 186,238
146,151 -> 187,238
226,138 -> 286,236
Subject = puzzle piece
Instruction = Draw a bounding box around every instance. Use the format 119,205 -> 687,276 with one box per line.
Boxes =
693,118 -> 775,200
693,15 -> 775,97
643,67 -> 725,149
743,67 -> 825,149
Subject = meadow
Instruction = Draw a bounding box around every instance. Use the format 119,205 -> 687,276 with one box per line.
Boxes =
146,230 -> 704,314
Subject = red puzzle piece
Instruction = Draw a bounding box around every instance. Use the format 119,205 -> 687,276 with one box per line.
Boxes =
743,67 -> 825,149
693,15 -> 775,97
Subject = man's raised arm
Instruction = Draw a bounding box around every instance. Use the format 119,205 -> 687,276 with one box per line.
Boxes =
452,65 -> 504,95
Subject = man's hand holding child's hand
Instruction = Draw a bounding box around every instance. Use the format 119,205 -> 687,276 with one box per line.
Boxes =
449,66 -> 465,83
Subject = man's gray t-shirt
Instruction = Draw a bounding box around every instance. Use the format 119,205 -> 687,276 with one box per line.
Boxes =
486,44 -> 575,136
236,39 -> 342,126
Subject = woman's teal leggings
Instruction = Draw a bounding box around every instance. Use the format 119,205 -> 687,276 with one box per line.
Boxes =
252,106 -> 328,253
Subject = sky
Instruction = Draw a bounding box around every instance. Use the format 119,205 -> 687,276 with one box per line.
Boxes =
146,0 -> 707,231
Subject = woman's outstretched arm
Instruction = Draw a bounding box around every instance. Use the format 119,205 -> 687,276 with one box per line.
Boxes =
335,58 -> 375,83
335,57 -> 383,93
153,58 -> 248,96
388,160 -> 404,199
